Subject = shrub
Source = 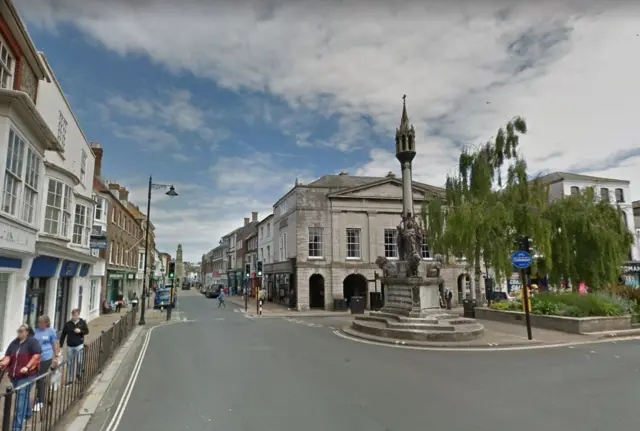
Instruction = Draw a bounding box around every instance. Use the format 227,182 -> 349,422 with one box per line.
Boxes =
490,301 -> 521,312
489,292 -> 629,317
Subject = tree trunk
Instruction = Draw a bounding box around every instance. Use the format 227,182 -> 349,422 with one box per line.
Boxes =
474,241 -> 483,304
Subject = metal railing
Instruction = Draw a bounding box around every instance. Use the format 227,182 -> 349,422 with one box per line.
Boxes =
0,310 -> 136,431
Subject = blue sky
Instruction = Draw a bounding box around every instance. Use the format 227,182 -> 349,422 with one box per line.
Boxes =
19,0 -> 640,261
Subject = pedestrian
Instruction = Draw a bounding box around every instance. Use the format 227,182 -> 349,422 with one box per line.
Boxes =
115,298 -> 123,313
445,289 -> 453,310
0,324 -> 42,431
59,309 -> 89,387
131,293 -> 139,311
217,288 -> 226,308
33,316 -> 59,412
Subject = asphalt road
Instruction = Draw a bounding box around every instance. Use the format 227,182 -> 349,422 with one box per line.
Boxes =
112,294 -> 640,431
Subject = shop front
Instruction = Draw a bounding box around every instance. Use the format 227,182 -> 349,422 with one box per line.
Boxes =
107,270 -> 125,302
0,217 -> 38,350
621,262 -> 640,288
264,258 -> 296,308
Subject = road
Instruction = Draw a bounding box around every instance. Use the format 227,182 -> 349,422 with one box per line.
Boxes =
107,293 -> 640,431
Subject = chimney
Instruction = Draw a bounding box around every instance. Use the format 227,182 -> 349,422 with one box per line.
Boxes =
108,183 -> 120,192
244,217 -> 250,226
119,187 -> 129,201
91,142 -> 103,178
251,211 -> 258,222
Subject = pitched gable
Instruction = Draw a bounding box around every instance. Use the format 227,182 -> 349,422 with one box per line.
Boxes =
327,177 -> 442,200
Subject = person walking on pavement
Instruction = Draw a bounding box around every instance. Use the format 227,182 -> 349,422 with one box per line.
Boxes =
0,324 -> 42,431
33,316 -> 59,412
217,287 -> 226,308
131,293 -> 139,311
60,309 -> 89,386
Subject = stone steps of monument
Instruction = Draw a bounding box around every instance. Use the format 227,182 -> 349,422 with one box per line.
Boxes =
369,311 -> 477,326
351,319 -> 484,342
355,315 -> 456,331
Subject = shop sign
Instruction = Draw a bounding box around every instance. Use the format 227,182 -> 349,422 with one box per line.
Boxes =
127,273 -> 135,280
0,221 -> 35,254
90,236 -> 108,250
622,262 -> 640,273
108,272 -> 125,280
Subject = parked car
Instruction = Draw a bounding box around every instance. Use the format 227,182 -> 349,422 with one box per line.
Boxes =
205,286 -> 220,299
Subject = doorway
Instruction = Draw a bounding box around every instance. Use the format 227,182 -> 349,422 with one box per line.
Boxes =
24,278 -> 47,327
343,273 -> 368,307
309,274 -> 325,309
55,277 -> 72,332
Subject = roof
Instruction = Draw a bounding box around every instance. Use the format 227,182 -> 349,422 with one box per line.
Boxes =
93,177 -> 107,193
256,214 -> 274,226
537,172 -> 630,185
307,174 -> 445,195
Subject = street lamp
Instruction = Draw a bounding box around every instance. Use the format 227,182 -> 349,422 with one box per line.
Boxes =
139,176 -> 178,325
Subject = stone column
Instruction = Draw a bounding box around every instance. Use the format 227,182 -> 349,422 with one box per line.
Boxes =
44,276 -> 59,324
401,161 -> 414,218
2,258 -> 32,347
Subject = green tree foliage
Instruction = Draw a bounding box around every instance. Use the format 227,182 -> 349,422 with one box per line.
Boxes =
543,187 -> 633,290
422,117 -> 528,301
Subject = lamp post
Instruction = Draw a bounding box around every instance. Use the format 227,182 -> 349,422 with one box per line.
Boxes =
139,176 -> 178,325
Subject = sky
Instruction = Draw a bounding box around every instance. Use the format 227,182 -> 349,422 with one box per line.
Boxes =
17,0 -> 640,262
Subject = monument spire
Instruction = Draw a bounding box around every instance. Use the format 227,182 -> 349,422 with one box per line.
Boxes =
399,94 -> 409,131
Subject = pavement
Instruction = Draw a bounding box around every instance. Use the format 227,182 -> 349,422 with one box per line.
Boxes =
224,294 -> 353,317
72,291 -> 640,431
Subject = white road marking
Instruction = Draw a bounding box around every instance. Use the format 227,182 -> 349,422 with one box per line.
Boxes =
103,320 -> 190,431
332,330 -> 640,353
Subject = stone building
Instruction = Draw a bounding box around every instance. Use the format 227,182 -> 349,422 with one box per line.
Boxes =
104,183 -> 143,302
127,202 -> 156,293
257,214 -> 274,289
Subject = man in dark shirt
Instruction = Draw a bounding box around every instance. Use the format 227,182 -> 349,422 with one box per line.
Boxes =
60,309 -> 89,386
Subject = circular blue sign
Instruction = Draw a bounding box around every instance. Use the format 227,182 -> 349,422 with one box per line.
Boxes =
511,251 -> 533,269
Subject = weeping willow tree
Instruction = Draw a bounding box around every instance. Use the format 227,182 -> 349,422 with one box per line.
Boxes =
422,117 -> 528,302
543,187 -> 633,290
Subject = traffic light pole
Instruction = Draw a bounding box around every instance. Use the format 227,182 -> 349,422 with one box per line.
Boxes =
244,277 -> 248,312
520,236 -> 533,340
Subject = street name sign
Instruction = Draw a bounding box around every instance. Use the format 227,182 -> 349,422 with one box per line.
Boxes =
511,251 -> 533,269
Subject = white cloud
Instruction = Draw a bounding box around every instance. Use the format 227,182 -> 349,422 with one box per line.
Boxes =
19,0 -> 640,258
113,125 -> 180,151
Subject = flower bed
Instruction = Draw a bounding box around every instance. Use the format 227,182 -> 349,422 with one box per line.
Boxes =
481,292 -> 633,334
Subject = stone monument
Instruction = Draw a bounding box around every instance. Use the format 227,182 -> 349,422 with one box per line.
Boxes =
346,96 -> 484,344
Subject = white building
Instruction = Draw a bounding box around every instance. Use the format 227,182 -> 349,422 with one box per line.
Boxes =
263,172 -> 470,311
33,53 -> 99,330
0,0 -> 63,349
539,172 -> 639,262
257,214 -> 274,287
89,146 -> 109,321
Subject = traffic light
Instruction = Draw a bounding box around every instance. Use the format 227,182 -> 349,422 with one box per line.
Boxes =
245,263 -> 251,279
168,262 -> 175,279
257,261 -> 263,277
518,236 -> 534,253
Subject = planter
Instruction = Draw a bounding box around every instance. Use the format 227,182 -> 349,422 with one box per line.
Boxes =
475,307 -> 631,334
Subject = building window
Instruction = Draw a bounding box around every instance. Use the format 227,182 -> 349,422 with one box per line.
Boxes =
44,180 -> 63,235
139,253 -> 144,270
21,148 -> 40,224
346,228 -> 361,259
279,232 -> 287,261
384,229 -> 398,258
266,245 -> 270,263
95,197 -> 103,220
62,185 -> 72,237
615,188 -> 625,203
57,111 -> 68,149
600,187 -> 610,202
570,186 -> 579,196
73,204 -> 90,245
89,279 -> 98,311
308,227 -> 323,258
421,236 -> 430,259
267,223 -> 271,237
0,38 -> 15,89
109,242 -> 114,264
80,151 -> 87,184
2,129 -> 25,217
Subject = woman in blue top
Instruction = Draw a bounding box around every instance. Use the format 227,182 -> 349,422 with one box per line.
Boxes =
33,315 -> 59,412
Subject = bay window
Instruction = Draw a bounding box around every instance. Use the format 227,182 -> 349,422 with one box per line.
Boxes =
3,129 -> 42,226
44,179 -> 74,237
72,204 -> 92,246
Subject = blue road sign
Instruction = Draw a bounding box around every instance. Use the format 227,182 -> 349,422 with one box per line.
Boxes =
511,251 -> 533,269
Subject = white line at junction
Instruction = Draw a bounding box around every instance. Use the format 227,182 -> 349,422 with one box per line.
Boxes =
332,330 -> 640,352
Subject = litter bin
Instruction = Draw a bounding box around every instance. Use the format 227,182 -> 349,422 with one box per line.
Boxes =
369,292 -> 383,311
350,296 -> 366,314
462,298 -> 477,318
333,298 -> 348,311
